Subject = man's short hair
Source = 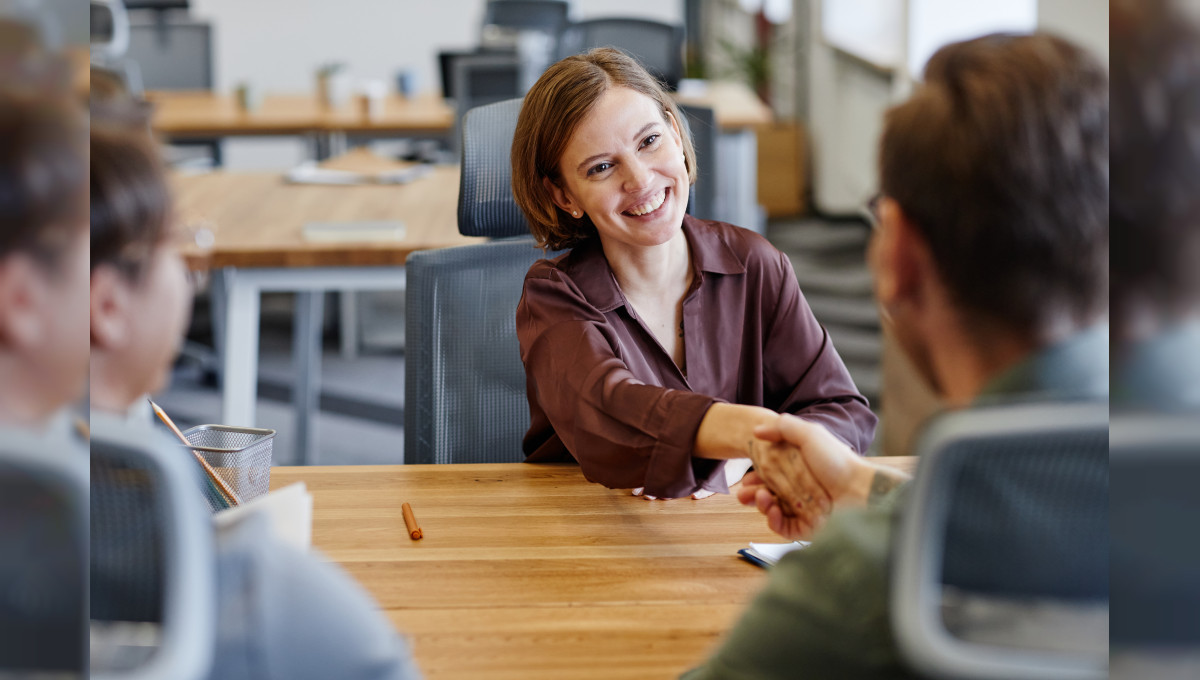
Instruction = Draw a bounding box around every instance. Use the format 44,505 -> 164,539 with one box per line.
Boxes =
880,33 -> 1109,335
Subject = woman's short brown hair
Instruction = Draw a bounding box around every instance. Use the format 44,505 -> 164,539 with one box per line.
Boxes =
511,48 -> 697,251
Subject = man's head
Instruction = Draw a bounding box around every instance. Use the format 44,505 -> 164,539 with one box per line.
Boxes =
870,33 -> 1109,396
0,83 -> 89,426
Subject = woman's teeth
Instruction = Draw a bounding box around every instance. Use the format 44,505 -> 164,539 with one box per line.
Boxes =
625,190 -> 666,217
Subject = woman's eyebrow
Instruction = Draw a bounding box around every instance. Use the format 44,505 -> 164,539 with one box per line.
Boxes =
575,121 -> 659,174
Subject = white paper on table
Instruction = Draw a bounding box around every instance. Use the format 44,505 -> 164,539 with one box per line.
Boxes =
214,481 -> 313,551
285,160 -> 433,186
744,541 -> 811,566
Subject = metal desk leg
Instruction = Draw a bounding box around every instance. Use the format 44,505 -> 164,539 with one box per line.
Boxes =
210,268 -> 227,388
339,290 -> 359,359
293,291 -> 324,465
716,129 -> 764,233
221,269 -> 261,427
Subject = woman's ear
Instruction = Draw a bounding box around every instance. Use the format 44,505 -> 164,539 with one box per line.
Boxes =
665,110 -> 684,148
542,175 -> 580,218
89,266 -> 134,351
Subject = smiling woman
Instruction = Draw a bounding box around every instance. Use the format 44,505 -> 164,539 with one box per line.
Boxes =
511,49 -> 878,502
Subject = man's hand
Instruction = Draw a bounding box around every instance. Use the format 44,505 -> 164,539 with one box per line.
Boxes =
753,415 -> 861,503
745,437 -> 832,531
736,470 -> 826,539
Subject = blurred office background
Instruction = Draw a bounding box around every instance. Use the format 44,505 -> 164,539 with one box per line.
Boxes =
82,0 -> 1108,465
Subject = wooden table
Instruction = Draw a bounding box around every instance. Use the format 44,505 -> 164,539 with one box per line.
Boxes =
175,149 -> 482,460
269,458 -> 917,680
149,91 -> 455,138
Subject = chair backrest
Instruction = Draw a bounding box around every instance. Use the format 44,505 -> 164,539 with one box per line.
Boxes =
891,402 -> 1109,680
556,18 -> 685,90
1109,414 -> 1200,650
678,103 -> 717,221
89,417 -> 215,680
404,238 -> 552,464
126,18 -> 212,90
458,97 -> 527,238
449,53 -> 523,158
0,428 -> 88,674
483,0 -> 569,36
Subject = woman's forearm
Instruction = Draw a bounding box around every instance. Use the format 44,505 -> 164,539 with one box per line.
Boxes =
693,402 -> 779,460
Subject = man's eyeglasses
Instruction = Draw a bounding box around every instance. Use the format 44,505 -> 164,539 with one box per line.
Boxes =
862,193 -> 883,231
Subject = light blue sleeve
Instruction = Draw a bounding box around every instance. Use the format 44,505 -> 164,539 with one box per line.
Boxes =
210,514 -> 422,680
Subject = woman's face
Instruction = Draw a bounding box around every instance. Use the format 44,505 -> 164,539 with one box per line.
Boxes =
550,86 -> 690,254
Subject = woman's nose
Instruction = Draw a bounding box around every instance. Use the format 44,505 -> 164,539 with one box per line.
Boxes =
622,157 -> 653,192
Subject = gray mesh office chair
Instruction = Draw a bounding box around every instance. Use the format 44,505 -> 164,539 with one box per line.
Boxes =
1110,414 -> 1200,652
448,53 -> 523,158
678,103 -> 717,222
891,402 -> 1109,680
483,0 -> 569,35
90,418 -> 215,680
0,428 -> 88,675
405,98 -> 557,464
556,18 -> 685,89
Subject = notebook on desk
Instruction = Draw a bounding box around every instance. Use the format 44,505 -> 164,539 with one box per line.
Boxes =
738,541 -> 810,569
303,220 -> 407,243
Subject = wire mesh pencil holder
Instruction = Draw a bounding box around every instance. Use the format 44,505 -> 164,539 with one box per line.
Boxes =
180,425 -> 276,512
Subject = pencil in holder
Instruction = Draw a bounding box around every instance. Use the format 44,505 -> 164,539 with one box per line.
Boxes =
180,425 -> 276,512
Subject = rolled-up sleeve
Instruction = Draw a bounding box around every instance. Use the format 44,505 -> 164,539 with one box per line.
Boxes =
518,266 -> 722,499
762,250 -> 877,453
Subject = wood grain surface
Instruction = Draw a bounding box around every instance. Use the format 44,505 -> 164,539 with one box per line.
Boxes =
172,149 -> 481,269
270,458 -> 916,679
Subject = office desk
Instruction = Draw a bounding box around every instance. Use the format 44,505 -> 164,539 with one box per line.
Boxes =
675,81 -> 772,231
174,150 -> 482,461
151,82 -> 770,225
270,458 -> 917,679
148,91 -> 455,137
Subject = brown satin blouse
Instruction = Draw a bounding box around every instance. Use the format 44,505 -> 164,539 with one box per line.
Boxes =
516,216 -> 877,499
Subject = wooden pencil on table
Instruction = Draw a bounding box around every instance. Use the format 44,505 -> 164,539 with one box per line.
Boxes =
149,399 -> 242,507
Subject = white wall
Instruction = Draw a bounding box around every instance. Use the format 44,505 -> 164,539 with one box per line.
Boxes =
807,0 -> 1109,215
1037,0 -> 1108,64
191,0 -> 683,95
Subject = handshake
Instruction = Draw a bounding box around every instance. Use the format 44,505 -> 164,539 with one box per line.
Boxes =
738,415 -> 907,540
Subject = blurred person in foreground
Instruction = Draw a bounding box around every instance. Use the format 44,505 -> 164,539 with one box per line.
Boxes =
684,31 -> 1108,679
89,96 -> 422,679
0,38 -> 89,675
1110,1 -> 1200,677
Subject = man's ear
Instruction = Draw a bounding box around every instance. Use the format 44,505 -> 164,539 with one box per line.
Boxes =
90,265 -> 134,351
542,175 -> 579,217
873,199 -> 933,310
0,254 -> 44,351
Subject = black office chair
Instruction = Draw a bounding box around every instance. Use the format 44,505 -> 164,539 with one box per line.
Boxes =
1110,414 -> 1200,656
482,0 -> 569,36
891,402 -> 1109,679
556,18 -> 685,90
125,15 -> 221,166
90,417 -> 215,680
449,52 -> 524,157
405,98 -> 562,464
0,428 -> 88,675
678,103 -> 717,222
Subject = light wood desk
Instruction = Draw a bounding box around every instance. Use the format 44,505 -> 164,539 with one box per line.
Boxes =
175,150 -> 482,460
148,91 -> 455,138
270,458 -> 917,680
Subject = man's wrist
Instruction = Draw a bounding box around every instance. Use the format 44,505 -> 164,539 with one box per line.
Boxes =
843,456 -> 878,506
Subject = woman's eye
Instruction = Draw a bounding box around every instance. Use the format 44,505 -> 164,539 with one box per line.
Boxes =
587,162 -> 612,176
641,134 -> 660,149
